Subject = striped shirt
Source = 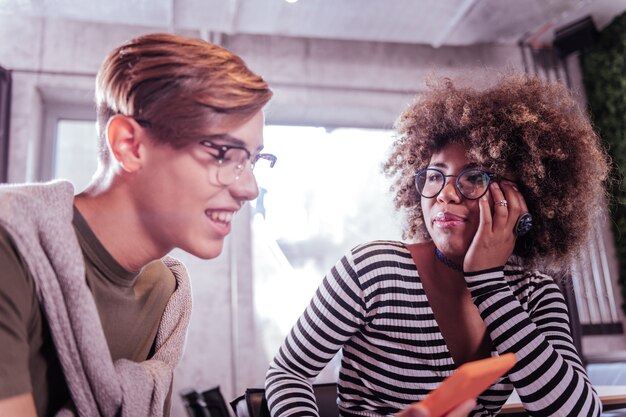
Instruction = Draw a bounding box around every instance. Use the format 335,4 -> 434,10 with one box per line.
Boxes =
265,240 -> 600,417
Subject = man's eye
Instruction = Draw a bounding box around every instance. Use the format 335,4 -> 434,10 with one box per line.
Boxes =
201,147 -> 219,158
224,149 -> 249,164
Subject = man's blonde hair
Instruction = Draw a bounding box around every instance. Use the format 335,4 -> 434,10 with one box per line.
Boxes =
95,32 -> 272,164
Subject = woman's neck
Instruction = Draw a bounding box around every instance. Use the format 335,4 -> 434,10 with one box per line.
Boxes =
434,247 -> 463,272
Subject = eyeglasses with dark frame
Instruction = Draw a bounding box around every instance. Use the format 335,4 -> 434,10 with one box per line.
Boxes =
415,167 -> 515,200
134,117 -> 277,186
199,140 -> 277,185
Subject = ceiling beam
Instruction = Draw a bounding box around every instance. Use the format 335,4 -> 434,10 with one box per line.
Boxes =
432,0 -> 480,48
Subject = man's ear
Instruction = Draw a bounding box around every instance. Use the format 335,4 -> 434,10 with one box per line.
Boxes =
106,115 -> 144,173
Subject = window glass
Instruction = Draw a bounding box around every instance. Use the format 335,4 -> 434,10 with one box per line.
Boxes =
53,120 -> 406,381
54,119 -> 98,193
251,126 -> 404,379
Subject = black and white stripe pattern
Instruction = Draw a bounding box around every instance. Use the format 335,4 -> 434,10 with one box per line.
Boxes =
265,241 -> 600,417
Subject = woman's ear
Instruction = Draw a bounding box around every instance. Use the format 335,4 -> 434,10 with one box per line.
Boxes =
106,115 -> 144,173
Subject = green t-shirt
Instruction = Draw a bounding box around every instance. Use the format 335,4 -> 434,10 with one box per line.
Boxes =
0,207 -> 176,416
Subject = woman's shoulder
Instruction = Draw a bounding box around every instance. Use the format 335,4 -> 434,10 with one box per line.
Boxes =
341,241 -> 417,290
350,240 -> 409,258
344,240 -> 416,277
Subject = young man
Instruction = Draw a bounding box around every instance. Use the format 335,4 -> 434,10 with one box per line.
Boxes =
0,33 -> 274,416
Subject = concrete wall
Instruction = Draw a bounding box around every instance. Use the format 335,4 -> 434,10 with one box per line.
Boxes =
3,13 -> 623,417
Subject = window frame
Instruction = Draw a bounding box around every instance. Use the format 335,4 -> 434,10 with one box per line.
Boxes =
0,66 -> 11,183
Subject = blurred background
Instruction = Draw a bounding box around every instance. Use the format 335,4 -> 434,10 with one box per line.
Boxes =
1,1 -> 626,416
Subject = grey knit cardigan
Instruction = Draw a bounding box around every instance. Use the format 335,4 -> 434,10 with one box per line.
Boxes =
0,181 -> 192,416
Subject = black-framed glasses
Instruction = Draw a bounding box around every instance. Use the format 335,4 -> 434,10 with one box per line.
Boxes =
415,168 -> 514,200
200,140 -> 277,186
133,117 -> 277,186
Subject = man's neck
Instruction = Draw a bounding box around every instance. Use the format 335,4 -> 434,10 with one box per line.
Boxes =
73,187 -> 168,273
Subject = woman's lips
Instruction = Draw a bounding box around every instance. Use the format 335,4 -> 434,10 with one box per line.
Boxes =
434,211 -> 466,228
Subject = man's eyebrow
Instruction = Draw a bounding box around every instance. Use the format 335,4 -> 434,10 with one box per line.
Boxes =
204,134 -> 245,146
203,134 -> 265,152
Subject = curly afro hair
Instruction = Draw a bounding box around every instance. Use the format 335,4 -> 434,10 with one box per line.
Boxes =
383,73 -> 612,270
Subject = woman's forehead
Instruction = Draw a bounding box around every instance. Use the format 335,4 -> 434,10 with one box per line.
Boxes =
428,142 -> 471,164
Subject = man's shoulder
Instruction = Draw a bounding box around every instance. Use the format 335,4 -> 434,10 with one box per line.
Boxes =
0,223 -> 41,402
0,223 -> 36,290
0,181 -> 74,205
137,259 -> 177,298
0,181 -> 75,236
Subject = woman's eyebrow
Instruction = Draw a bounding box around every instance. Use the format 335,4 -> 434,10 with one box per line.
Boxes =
465,162 -> 482,169
428,162 -> 448,169
427,162 -> 482,170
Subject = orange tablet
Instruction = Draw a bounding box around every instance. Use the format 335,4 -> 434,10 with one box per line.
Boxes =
420,353 -> 516,417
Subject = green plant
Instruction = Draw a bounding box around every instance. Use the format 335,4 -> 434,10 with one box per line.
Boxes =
580,11 -> 626,313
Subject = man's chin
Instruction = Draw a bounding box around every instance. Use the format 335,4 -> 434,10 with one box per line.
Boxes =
187,240 -> 225,260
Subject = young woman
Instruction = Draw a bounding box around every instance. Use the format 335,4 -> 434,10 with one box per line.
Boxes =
265,74 -> 609,417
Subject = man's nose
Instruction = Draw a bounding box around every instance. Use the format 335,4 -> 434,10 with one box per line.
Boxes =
229,166 -> 259,202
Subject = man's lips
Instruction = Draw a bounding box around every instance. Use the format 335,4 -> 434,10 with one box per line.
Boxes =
204,209 -> 237,237
206,210 -> 235,224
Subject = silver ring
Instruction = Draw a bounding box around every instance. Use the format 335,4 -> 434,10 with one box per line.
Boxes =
515,212 -> 533,236
495,199 -> 508,207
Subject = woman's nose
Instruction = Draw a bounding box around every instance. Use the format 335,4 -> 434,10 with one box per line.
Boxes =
436,179 -> 462,204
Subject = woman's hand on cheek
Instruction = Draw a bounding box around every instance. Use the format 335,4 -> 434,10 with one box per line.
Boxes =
463,182 -> 524,272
